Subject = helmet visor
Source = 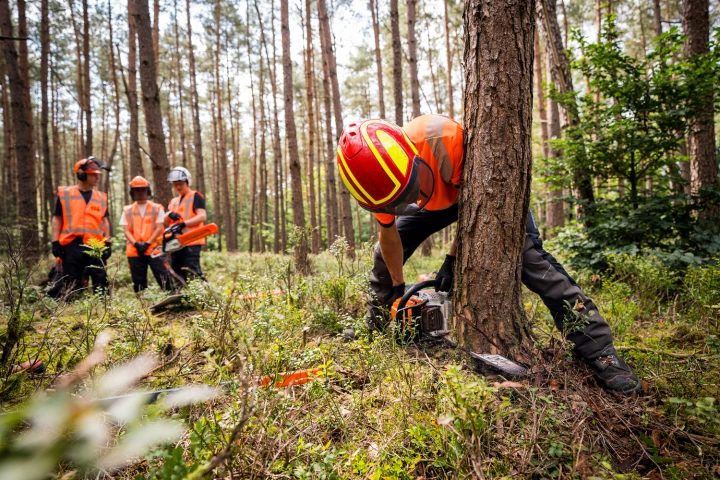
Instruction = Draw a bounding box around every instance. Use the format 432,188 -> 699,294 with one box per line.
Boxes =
371,156 -> 434,216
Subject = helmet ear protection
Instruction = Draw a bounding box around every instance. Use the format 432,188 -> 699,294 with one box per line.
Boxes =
130,186 -> 153,200
75,156 -> 109,181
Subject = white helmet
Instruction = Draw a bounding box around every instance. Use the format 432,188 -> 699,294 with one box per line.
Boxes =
167,166 -> 192,183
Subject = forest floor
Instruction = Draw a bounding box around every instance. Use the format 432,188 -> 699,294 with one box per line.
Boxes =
2,241 -> 720,479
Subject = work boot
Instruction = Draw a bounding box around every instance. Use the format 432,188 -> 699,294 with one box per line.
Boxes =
585,347 -> 643,395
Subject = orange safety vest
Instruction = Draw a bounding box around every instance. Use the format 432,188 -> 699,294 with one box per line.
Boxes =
375,114 -> 465,225
57,186 -> 107,246
124,201 -> 163,257
167,190 -> 206,246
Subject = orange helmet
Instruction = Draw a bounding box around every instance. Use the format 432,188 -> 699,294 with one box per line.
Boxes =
129,176 -> 152,200
336,119 -> 434,216
74,156 -> 109,180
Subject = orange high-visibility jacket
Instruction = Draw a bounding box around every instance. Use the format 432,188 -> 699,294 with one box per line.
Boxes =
375,114 -> 464,226
57,186 -> 108,246
167,190 -> 206,246
123,202 -> 163,257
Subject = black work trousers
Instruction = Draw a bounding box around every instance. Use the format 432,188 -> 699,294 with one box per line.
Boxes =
128,254 -> 172,292
368,205 -> 614,359
170,245 -> 204,284
48,237 -> 108,298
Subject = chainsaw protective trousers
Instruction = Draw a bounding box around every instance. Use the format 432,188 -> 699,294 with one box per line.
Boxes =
368,205 -> 615,359
128,255 -> 172,292
48,237 -> 109,299
170,245 -> 205,284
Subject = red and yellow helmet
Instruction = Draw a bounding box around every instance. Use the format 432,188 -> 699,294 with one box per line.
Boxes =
336,119 -> 434,216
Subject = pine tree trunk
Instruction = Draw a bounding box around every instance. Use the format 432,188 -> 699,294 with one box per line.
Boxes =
41,0 -> 53,246
318,0 -> 355,255
82,0 -> 92,157
534,29 -> 549,159
407,0 -> 420,118
369,0 -> 386,119
390,0 -> 403,124
153,0 -> 160,78
214,0 -> 236,250
1,0 -> 38,250
683,0 -> 717,194
443,0 -> 454,118
133,0 -> 173,206
246,3 -> 258,253
538,0 -> 594,221
457,0 -> 535,361
545,51 -> 564,237
126,0 -> 143,177
304,0 -> 319,254
173,0 -> 188,164
107,1 -> 121,199
653,0 -> 662,37
186,0 -> 205,194
318,6 -> 339,246
257,52 -> 268,253
281,0 -> 309,274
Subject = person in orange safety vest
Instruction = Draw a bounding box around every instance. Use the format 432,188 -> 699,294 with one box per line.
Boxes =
49,157 -> 111,298
336,115 -> 642,395
164,167 -> 208,283
121,176 -> 173,292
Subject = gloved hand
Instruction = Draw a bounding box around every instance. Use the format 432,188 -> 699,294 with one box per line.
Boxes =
388,283 -> 406,307
134,241 -> 150,255
167,212 -> 182,221
169,222 -> 186,234
102,241 -> 112,261
51,241 -> 64,259
435,254 -> 456,292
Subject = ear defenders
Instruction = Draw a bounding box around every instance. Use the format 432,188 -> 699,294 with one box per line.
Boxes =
130,186 -> 153,200
75,157 -> 108,181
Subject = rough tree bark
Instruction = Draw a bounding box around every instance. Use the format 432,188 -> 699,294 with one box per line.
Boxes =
304,0 -> 319,254
173,0 -> 188,164
125,0 -> 144,177
214,0 -> 236,250
538,0 -> 594,221
390,0 -> 403,125
369,0 -> 386,118
318,0 -> 355,255
281,0 -> 309,273
41,0 -> 53,246
443,0 -> 454,118
82,0 -> 92,157
407,0 -> 420,118
186,0 -> 205,194
456,0 -> 535,360
683,0 -> 717,194
133,0 -> 173,206
1,0 -> 38,250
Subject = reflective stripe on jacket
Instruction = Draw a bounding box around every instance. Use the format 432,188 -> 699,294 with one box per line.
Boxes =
124,202 -> 162,257
375,114 -> 465,226
167,190 -> 206,246
57,186 -> 107,246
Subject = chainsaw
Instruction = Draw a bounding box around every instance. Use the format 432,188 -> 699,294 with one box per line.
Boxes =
160,223 -> 219,254
392,280 -> 528,377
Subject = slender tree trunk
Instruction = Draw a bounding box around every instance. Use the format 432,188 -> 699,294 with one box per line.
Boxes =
1,0 -> 38,250
41,0 -> 53,246
457,0 -> 535,360
213,0 -> 236,250
173,0 -> 188,164
246,2 -> 258,253
407,0 -> 420,118
683,0 -> 717,195
281,0 -> 309,273
68,0 -> 85,157
153,0 -> 160,78
125,0 -> 143,177
390,0 -> 403,124
106,0 -> 121,197
304,0 -> 319,254
257,54 -> 268,253
653,0 -> 662,37
318,0 -> 355,255
51,65 -> 62,190
443,0 -> 454,118
538,0 -> 594,220
534,29 -> 549,159
186,0 -> 205,194
133,0 -> 173,206
82,0 -> 92,157
546,52 -> 564,236
318,3 -> 338,246
210,92 -> 223,250
369,0 -> 386,118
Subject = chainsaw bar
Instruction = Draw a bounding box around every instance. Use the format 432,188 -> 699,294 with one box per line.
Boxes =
396,280 -> 529,378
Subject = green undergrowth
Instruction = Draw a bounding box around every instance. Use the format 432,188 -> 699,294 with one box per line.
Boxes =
0,241 -> 719,479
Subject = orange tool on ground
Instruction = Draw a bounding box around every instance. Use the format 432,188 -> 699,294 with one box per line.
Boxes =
256,367 -> 323,388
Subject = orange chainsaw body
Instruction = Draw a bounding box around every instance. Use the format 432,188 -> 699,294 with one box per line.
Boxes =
176,223 -> 218,245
